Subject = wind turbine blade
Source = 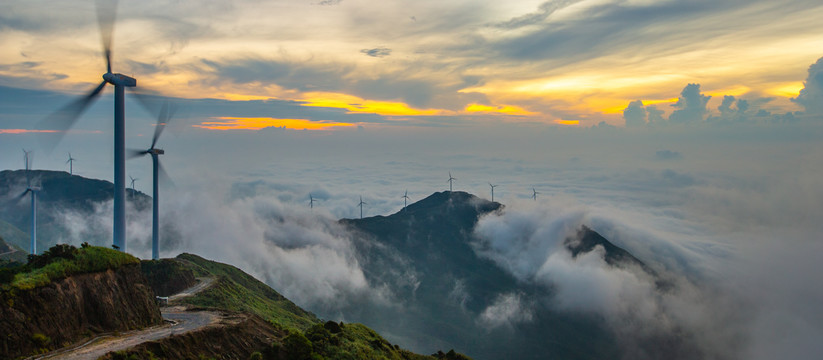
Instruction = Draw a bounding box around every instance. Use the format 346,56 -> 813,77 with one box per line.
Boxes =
38,80 -> 107,151
16,189 -> 32,202
157,161 -> 176,188
151,102 -> 170,149
127,148 -> 147,159
96,0 -> 118,73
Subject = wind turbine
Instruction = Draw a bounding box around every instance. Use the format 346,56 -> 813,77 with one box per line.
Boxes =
309,194 -> 317,210
447,172 -> 456,192
402,190 -> 410,210
38,0 -> 148,253
129,175 -> 138,197
489,183 -> 498,202
23,149 -> 32,173
358,196 -> 367,219
532,188 -> 540,201
18,150 -> 40,255
129,101 -> 174,260
66,153 -> 76,175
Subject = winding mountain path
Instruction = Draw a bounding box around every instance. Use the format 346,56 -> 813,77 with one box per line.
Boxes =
33,277 -> 218,360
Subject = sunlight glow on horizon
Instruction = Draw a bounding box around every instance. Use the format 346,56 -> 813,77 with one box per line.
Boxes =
300,92 -> 443,116
0,129 -> 59,134
193,117 -> 356,131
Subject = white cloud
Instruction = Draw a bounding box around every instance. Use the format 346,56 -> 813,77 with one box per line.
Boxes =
478,292 -> 534,328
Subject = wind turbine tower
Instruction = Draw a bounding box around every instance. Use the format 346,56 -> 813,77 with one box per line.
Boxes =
20,150 -> 40,254
309,194 -> 317,210
447,172 -> 456,192
358,196 -> 367,219
66,153 -> 76,175
23,149 -> 32,172
489,183 -> 498,202
532,188 -> 540,201
402,190 -> 410,210
130,101 -> 174,260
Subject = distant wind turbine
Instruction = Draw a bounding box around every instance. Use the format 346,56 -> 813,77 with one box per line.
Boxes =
129,101 -> 175,260
66,152 -> 76,175
489,183 -> 498,202
358,196 -> 367,219
23,149 -> 32,173
402,190 -> 410,210
38,0 -> 160,253
447,172 -> 456,192
129,175 -> 138,197
532,188 -> 540,201
18,150 -> 40,254
309,194 -> 317,210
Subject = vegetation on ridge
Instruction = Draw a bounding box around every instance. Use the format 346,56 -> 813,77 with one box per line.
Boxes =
146,253 -> 472,360
0,243 -> 139,291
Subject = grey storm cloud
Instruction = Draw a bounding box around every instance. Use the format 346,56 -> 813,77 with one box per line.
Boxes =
704,95 -> 750,124
200,58 -> 353,91
360,47 -> 392,58
199,57 -> 486,110
792,56 -> 823,115
646,105 -> 664,125
669,84 -> 711,124
654,150 -> 682,161
489,1 -> 732,62
623,100 -> 647,127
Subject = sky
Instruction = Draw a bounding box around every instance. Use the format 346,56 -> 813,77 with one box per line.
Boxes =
2,0 -> 823,358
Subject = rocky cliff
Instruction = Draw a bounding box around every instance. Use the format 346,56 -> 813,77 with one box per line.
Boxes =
0,263 -> 162,358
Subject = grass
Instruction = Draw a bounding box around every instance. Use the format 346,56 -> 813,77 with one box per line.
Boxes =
173,253 -> 319,331
318,322 -> 434,360
4,245 -> 139,291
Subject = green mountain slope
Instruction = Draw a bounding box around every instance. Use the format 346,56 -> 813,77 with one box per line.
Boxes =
140,253 -> 471,360
171,253 -> 318,330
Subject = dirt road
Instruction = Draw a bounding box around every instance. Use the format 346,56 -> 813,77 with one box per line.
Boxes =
33,277 -> 218,360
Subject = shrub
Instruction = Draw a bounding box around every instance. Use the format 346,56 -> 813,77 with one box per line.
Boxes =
31,333 -> 51,347
283,332 -> 313,360
0,267 -> 18,284
249,352 -> 262,360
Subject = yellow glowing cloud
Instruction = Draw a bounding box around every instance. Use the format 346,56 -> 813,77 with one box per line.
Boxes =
221,93 -> 275,101
464,103 -> 536,116
767,82 -> 804,98
193,117 -> 355,131
554,120 -> 580,126
300,92 -> 443,116
707,85 -> 751,98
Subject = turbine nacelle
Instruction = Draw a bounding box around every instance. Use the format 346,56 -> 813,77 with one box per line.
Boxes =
147,148 -> 165,156
103,72 -> 136,87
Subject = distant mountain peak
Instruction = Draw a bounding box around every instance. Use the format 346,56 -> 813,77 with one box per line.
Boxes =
394,191 -> 501,218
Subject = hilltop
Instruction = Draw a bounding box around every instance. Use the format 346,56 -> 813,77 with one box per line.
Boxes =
0,170 -> 151,252
340,191 -> 657,360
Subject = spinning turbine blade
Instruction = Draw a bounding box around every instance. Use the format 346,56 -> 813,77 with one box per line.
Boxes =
127,148 -> 147,159
38,81 -> 107,149
96,0 -> 118,74
16,189 -> 31,202
151,102 -> 171,149
157,160 -> 175,188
